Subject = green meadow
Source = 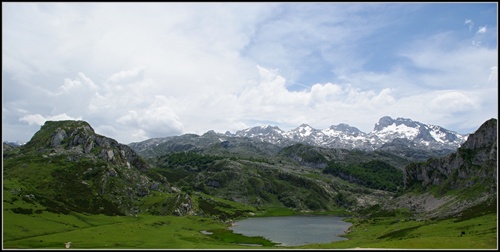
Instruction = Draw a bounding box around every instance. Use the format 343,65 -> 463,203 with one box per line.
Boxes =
3,206 -> 497,249
3,211 -> 277,249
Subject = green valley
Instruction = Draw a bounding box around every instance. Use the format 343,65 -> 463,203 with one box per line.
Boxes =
2,119 -> 497,249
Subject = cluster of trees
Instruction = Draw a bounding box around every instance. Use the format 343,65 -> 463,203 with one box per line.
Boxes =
323,160 -> 404,192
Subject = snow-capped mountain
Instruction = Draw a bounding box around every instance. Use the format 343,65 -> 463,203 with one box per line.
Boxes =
232,125 -> 294,146
283,124 -> 326,145
225,116 -> 468,151
370,116 -> 467,149
129,116 -> 469,159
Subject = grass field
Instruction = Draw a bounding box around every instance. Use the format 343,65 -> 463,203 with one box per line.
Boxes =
3,210 -> 277,249
3,207 -> 496,249
2,185 -> 496,249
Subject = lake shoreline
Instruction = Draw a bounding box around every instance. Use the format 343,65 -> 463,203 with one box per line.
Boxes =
228,215 -> 352,247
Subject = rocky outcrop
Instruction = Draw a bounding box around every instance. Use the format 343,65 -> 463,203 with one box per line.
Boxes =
145,193 -> 195,216
41,121 -> 150,172
2,142 -> 20,156
50,128 -> 67,147
398,118 -> 497,219
461,118 -> 497,150
19,120 -> 170,216
404,118 -> 497,191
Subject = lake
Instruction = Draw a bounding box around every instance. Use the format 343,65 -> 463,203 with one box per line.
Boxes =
229,215 -> 352,246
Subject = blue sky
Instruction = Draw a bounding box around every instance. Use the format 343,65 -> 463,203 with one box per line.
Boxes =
2,2 -> 498,144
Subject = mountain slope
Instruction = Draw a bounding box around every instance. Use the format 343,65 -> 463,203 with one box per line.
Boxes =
390,118 -> 497,219
129,131 -> 282,159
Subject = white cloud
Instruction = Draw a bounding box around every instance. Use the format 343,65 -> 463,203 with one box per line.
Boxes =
16,108 -> 29,114
428,91 -> 478,114
60,78 -> 81,93
116,95 -> 183,139
398,32 -> 497,90
477,26 -> 487,34
59,72 -> 97,94
465,19 -> 474,31
488,66 -> 498,84
2,3 -> 497,143
106,66 -> 147,84
19,113 -> 82,126
205,66 -> 399,132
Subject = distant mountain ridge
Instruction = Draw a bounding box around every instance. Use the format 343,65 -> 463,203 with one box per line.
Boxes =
128,116 -> 468,161
227,116 -> 468,151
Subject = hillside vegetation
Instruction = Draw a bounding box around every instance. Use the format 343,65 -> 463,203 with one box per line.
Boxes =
2,118 -> 497,249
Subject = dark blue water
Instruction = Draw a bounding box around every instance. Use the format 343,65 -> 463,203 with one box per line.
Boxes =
230,215 -> 352,246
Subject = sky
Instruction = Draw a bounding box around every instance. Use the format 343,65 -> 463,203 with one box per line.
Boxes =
2,2 -> 498,145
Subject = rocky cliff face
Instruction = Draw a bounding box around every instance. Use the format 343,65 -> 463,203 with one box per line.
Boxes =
403,118 -> 497,191
396,118 -> 497,219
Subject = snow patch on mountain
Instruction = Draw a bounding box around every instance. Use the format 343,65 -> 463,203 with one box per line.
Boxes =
375,123 -> 420,140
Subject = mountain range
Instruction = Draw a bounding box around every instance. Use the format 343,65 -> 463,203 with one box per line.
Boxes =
129,116 -> 468,161
229,116 -> 467,150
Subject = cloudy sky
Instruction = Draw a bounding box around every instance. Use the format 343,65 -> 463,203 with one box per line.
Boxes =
2,2 -> 498,144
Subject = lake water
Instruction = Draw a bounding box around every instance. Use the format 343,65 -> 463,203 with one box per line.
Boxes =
229,215 -> 352,246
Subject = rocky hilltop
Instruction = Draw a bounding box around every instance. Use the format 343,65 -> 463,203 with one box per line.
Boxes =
23,120 -> 149,171
4,120 -> 171,216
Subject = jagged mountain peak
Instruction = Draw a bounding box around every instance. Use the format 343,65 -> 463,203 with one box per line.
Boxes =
370,116 -> 468,148
287,123 -> 320,138
202,130 -> 219,136
262,124 -> 278,129
460,118 -> 497,150
260,125 -> 285,133
327,123 -> 363,135
374,116 -> 395,131
297,123 -> 312,128
373,116 -> 420,132
235,125 -> 285,136
290,123 -> 317,133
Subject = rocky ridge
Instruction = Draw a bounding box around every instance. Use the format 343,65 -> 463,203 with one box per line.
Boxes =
392,118 -> 497,219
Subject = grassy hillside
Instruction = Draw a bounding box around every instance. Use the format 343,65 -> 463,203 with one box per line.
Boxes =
3,119 -> 497,249
3,189 -> 280,249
